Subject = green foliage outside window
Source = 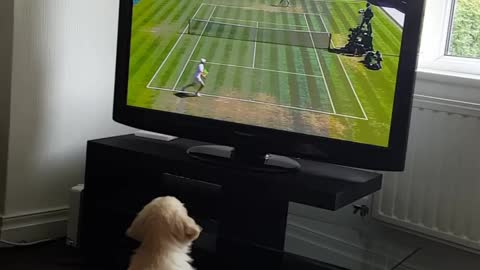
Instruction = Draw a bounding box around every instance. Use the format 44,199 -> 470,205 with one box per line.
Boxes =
448,0 -> 480,58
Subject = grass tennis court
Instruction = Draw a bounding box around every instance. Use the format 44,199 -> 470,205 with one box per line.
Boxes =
127,0 -> 403,147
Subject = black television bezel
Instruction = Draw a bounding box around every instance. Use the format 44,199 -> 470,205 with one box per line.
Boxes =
113,0 -> 425,171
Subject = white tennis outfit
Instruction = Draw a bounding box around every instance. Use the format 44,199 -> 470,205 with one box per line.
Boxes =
193,63 -> 205,85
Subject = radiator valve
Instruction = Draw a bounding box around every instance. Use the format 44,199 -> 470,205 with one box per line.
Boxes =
353,204 -> 369,217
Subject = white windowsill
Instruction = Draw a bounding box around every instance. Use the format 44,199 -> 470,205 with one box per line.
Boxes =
413,67 -> 480,110
416,68 -> 480,89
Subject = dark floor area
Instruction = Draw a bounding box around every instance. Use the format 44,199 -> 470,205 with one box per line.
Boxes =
0,237 -> 345,270
0,239 -> 102,270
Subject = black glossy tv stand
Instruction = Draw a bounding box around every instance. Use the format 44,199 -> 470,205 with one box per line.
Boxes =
79,134 -> 382,269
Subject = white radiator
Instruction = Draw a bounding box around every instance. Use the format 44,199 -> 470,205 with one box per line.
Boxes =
372,94 -> 480,251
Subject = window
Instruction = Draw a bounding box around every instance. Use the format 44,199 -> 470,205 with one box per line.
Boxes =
418,0 -> 480,78
446,0 -> 480,58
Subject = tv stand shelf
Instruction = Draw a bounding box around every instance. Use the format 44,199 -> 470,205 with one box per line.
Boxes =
80,134 -> 382,269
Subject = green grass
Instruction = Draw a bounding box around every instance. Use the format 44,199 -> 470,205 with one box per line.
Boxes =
448,0 -> 480,58
127,0 -> 402,147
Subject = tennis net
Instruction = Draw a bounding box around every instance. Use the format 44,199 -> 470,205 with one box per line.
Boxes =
188,18 -> 331,49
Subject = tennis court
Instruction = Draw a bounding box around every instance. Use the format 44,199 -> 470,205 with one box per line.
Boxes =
146,3 -> 367,120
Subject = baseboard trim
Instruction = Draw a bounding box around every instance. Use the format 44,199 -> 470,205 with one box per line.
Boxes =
0,207 -> 69,242
285,221 -> 392,270
373,212 -> 480,255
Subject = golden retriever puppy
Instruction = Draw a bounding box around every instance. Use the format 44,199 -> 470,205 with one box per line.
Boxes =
126,196 -> 202,270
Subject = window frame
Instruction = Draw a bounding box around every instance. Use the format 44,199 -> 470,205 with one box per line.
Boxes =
417,0 -> 480,78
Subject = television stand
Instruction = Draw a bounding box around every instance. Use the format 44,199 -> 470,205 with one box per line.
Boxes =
80,134 -> 382,269
187,144 -> 301,172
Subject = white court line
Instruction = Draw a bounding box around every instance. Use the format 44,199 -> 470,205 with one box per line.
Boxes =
253,21 -> 258,68
198,19 -> 251,28
211,17 -> 308,28
316,13 -> 329,33
146,3 -> 365,120
190,60 -> 324,79
212,16 -> 256,25
304,14 -> 336,114
202,3 -> 325,17
172,6 -> 217,91
194,18 -> 328,34
315,13 -> 369,120
146,3 -> 205,88
147,86 -> 368,120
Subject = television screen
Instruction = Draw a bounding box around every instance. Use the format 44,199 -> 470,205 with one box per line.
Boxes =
116,0 -> 424,170
126,0 -> 409,148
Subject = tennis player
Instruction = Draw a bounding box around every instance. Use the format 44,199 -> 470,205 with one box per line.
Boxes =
180,58 -> 207,96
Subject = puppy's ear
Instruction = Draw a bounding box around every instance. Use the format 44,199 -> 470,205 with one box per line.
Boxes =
172,212 -> 201,243
126,205 -> 151,241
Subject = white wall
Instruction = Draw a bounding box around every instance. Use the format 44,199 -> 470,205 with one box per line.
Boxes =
1,0 -> 133,240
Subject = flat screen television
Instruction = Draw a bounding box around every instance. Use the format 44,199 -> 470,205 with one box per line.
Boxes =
113,0 -> 425,171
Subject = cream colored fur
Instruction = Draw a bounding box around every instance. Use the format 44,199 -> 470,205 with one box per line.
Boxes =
126,196 -> 202,270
